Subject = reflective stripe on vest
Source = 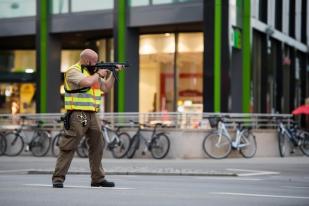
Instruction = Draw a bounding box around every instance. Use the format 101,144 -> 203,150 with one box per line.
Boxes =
64,63 -> 102,112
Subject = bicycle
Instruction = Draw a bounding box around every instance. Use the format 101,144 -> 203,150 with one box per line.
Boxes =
51,130 -> 63,157
76,120 -> 131,159
202,116 -> 257,159
3,116 -> 51,157
126,120 -> 170,159
76,136 -> 89,158
0,131 -> 7,156
276,117 -> 309,157
51,118 -> 65,157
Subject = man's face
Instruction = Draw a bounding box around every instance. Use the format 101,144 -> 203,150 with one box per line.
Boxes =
88,55 -> 98,65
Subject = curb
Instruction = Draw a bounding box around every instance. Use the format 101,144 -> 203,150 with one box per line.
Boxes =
27,170 -> 237,176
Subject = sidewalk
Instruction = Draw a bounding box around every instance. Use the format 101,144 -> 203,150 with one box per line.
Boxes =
0,156 -> 308,177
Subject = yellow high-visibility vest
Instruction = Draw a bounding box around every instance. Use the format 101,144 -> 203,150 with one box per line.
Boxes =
64,63 -> 102,112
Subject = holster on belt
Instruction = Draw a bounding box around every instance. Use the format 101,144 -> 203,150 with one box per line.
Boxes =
63,111 -> 73,130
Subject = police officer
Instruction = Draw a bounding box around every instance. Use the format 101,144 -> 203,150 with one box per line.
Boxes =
52,49 -> 118,188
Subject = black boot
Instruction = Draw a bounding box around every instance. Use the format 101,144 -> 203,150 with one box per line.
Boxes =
91,179 -> 115,187
53,181 -> 63,188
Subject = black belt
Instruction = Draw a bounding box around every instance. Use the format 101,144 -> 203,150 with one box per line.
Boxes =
68,110 -> 96,113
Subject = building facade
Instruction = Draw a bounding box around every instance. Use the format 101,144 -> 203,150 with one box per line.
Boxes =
0,0 -> 308,115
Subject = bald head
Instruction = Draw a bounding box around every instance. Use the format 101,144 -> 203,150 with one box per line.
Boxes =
80,49 -> 98,65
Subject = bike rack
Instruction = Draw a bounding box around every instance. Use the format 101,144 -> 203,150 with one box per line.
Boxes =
0,112 -> 293,131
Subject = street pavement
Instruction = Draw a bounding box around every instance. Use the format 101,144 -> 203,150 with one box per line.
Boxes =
0,156 -> 308,177
1,156 -> 309,206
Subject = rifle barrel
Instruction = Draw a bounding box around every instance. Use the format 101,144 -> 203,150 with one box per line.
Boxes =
82,62 -> 129,69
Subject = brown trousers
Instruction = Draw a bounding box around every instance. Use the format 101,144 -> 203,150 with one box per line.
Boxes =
52,111 -> 105,184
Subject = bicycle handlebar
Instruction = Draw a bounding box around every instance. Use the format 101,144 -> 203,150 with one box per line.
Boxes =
207,115 -> 254,130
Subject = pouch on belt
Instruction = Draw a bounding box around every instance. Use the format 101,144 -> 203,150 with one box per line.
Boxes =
63,111 -> 73,130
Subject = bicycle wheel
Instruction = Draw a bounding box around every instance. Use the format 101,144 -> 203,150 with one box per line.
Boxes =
31,131 -> 51,157
239,130 -> 257,158
4,132 -> 24,156
150,133 -> 170,159
76,136 -> 88,158
300,132 -> 309,156
126,134 -> 140,159
51,133 -> 63,157
278,131 -> 292,157
0,133 -> 7,156
202,132 -> 231,159
111,132 -> 131,159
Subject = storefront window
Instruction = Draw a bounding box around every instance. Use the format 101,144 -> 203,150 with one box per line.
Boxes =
0,50 -> 36,114
0,50 -> 35,72
97,38 -> 114,62
139,34 -> 175,112
61,50 -> 82,72
97,38 -> 114,112
139,32 -> 203,113
0,83 -> 36,114
176,33 -> 203,113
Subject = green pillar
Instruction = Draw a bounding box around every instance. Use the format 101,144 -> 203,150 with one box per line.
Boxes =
204,0 -> 228,112
114,0 -> 139,112
36,0 -> 61,113
242,0 -> 251,112
214,0 -> 222,112
115,0 -> 126,112
37,0 -> 49,113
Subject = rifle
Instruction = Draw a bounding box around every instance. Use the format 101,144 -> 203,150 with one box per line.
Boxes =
81,61 -> 129,81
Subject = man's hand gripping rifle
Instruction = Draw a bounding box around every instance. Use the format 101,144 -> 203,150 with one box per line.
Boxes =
82,61 -> 129,81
